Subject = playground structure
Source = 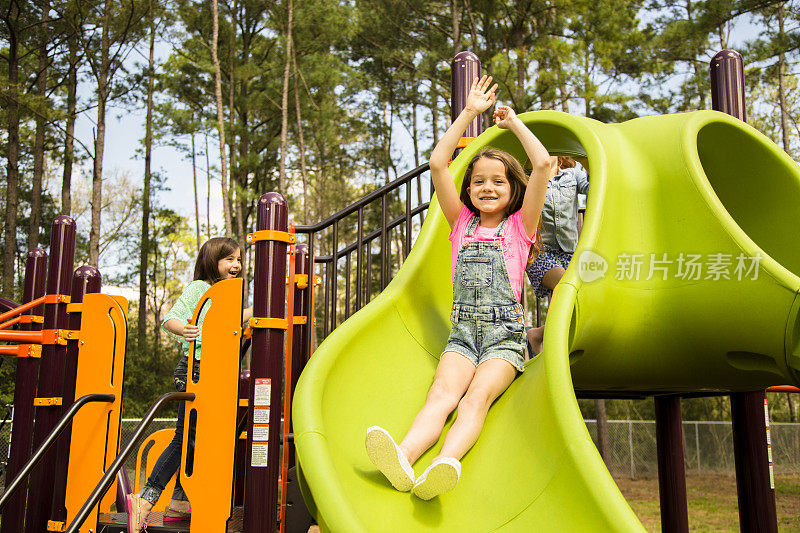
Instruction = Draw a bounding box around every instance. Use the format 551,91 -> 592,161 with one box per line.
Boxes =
0,48 -> 797,533
291,50 -> 800,532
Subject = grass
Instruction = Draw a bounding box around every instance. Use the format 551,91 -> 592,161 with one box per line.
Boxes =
615,474 -> 800,532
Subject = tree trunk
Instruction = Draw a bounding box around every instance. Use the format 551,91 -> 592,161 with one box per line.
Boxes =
431,91 -> 440,146
451,0 -> 460,53
3,0 -> 21,294
279,0 -> 294,196
413,96 -> 424,224
583,53 -> 591,118
89,0 -> 112,267
62,24 -> 78,215
684,1 -> 706,109
191,128 -> 201,251
138,20 -> 156,344
229,2 -> 242,247
205,132 -> 212,239
412,99 -> 419,167
787,393 -> 797,423
383,97 -> 392,185
292,45 -> 309,223
516,51 -> 525,107
778,2 -> 790,153
30,0 -> 50,250
595,399 -> 610,462
211,0 -> 233,238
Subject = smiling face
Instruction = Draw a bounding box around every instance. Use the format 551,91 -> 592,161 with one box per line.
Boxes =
466,157 -> 512,216
217,247 -> 242,279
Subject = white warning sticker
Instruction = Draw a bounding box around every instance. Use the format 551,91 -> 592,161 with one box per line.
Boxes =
251,443 -> 268,467
253,407 -> 270,424
254,378 -> 271,407
765,398 -> 774,489
253,424 -> 270,442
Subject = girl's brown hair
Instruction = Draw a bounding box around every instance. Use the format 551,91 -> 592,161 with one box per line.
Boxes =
557,156 -> 576,169
194,237 -> 241,284
459,148 -> 528,217
460,149 -> 543,264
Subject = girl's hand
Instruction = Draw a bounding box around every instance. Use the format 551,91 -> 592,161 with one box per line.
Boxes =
493,105 -> 518,129
464,75 -> 499,115
182,320 -> 200,342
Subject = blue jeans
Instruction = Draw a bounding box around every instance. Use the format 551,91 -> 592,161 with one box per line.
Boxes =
140,356 -> 198,505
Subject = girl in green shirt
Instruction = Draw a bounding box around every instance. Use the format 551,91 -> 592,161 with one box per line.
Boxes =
127,237 -> 245,532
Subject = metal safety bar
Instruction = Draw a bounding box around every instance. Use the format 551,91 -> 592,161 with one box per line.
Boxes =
0,393 -> 115,511
65,392 -> 195,533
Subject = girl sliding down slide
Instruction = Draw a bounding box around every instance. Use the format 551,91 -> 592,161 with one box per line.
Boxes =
365,75 -> 552,500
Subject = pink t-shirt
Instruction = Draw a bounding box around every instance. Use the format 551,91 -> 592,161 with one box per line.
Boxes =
449,205 -> 535,301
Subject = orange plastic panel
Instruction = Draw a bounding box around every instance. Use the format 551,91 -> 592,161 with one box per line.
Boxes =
132,429 -> 178,512
63,294 -> 128,532
179,278 -> 243,532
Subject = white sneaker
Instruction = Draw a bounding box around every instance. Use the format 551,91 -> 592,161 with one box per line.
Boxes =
365,426 -> 415,491
411,457 -> 461,500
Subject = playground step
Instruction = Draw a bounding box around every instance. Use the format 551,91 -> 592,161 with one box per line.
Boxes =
97,507 -> 242,532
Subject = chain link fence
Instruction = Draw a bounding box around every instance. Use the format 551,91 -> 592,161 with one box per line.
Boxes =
1,418 -> 798,486
585,420 -> 800,479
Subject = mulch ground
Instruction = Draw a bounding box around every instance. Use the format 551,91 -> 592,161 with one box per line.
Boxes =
615,474 -> 800,532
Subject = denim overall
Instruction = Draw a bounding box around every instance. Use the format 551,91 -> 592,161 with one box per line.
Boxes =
443,215 -> 526,372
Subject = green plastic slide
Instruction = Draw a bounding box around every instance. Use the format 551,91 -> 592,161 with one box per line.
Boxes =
292,110 -> 800,531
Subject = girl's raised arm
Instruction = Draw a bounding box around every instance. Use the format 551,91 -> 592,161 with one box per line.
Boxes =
493,105 -> 552,237
430,76 -> 498,228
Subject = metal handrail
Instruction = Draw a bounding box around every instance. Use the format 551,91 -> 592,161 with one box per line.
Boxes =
0,393 -> 115,510
295,163 -> 430,233
294,162 -> 432,339
313,203 -> 430,263
66,391 -> 195,533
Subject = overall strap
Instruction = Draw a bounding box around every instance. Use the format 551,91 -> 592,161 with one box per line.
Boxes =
465,215 -> 480,237
465,215 -> 508,238
493,217 -> 508,237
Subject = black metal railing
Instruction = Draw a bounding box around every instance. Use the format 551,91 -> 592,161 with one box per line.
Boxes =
66,391 -> 195,533
296,163 -> 432,342
0,393 -> 115,511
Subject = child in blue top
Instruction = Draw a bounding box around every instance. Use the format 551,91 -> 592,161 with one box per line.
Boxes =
526,156 -> 589,354
127,237 -> 250,532
365,76 -> 552,500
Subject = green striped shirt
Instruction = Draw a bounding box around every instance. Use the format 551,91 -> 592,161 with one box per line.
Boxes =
161,279 -> 211,360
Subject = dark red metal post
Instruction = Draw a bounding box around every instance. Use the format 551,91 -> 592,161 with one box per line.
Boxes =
116,468 -> 132,512
654,396 -> 689,533
710,49 -> 777,532
288,244 -> 310,467
24,216 -> 76,533
245,193 -> 288,533
451,51 -> 482,158
730,392 -> 777,532
291,244 -> 310,392
50,266 -> 101,524
710,49 -> 747,122
2,248 -> 47,533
